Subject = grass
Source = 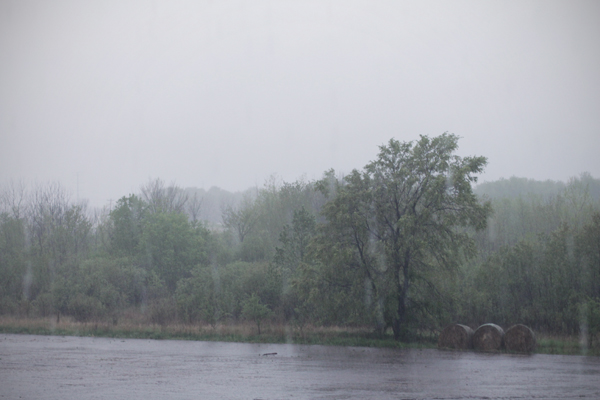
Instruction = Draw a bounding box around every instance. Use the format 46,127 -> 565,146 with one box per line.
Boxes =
536,334 -> 600,357
0,315 -> 434,349
0,315 -> 597,356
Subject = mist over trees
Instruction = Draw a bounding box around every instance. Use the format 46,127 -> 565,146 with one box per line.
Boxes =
1,135 -> 600,343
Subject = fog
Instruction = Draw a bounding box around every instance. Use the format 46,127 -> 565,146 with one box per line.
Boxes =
1,0 -> 599,208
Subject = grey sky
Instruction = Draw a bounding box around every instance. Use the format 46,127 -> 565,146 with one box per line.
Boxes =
1,0 -> 599,208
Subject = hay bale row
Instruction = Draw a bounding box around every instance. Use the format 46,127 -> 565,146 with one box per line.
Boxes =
504,324 -> 536,353
472,323 -> 504,352
438,324 -> 474,350
438,323 -> 536,353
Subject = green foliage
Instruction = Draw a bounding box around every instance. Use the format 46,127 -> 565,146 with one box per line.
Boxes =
176,265 -> 222,325
320,134 -> 491,340
48,257 -> 143,322
2,159 -> 600,344
583,297 -> 600,347
176,261 -> 279,326
474,176 -> 566,200
0,213 -> 27,312
237,235 -> 269,262
141,212 -> 209,292
109,195 -> 146,257
67,293 -> 105,323
293,245 -> 374,328
274,207 -> 316,269
147,297 -> 178,326
272,207 -> 317,322
223,178 -> 326,263
577,213 -> 600,298
242,293 -> 273,334
31,292 -> 55,317
475,174 -> 599,255
459,214 -> 600,336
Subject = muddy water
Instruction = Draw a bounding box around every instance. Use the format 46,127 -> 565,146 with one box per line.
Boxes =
1,334 -> 599,399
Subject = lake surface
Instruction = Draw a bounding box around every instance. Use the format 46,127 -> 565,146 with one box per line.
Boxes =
1,333 -> 599,399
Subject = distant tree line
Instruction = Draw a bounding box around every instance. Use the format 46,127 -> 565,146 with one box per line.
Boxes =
1,134 -> 599,342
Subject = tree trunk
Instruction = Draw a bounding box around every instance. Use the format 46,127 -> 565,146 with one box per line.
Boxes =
393,289 -> 406,341
393,259 -> 410,341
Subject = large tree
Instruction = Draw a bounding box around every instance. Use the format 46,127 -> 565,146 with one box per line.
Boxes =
109,194 -> 147,257
321,133 -> 491,340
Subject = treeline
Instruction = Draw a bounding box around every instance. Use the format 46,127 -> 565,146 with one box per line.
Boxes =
1,138 -> 599,342
462,173 -> 600,339
0,177 -> 335,329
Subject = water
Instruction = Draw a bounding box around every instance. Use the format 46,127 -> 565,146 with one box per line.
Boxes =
1,334 -> 599,399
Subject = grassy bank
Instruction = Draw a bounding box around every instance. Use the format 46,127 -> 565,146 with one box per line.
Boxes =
0,316 -> 433,349
536,335 -> 600,357
0,316 -> 597,356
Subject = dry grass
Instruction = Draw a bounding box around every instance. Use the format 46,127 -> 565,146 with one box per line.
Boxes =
0,315 -> 417,348
0,314 -> 279,341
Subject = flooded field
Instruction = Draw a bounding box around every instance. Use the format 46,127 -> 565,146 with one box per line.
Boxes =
1,333 -> 599,399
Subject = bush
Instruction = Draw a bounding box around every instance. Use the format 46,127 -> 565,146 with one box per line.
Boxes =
32,293 -> 55,317
68,294 -> 105,322
582,297 -> 600,348
0,296 -> 19,315
242,293 -> 272,334
148,298 -> 178,326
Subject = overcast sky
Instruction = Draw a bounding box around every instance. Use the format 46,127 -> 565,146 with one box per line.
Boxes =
1,0 -> 599,208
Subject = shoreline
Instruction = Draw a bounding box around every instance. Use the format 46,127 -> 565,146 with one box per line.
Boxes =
0,315 -> 597,356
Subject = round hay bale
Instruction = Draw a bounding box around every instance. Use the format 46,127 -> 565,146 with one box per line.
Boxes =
504,324 -> 536,353
472,323 -> 504,352
438,324 -> 474,350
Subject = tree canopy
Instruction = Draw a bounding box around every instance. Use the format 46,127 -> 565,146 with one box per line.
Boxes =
2,137 -> 600,346
321,133 -> 492,339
